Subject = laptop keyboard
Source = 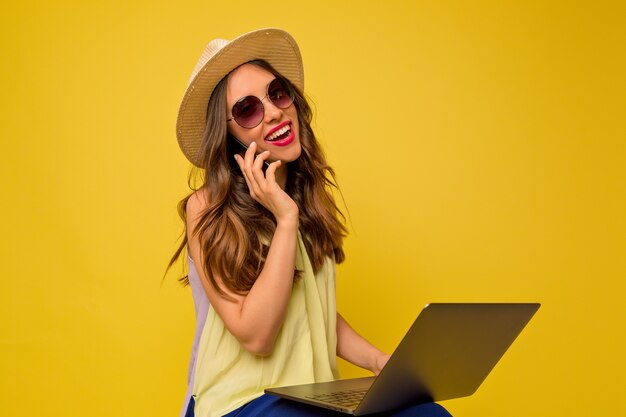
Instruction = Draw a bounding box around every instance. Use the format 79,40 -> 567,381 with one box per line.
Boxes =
306,389 -> 368,409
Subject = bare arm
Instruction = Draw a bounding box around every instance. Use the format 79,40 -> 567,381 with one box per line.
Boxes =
187,145 -> 299,356
336,313 -> 391,375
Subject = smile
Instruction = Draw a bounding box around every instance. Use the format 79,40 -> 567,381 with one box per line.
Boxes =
264,121 -> 294,147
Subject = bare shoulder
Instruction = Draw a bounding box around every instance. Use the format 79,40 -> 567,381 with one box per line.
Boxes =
185,188 -> 213,248
186,187 -> 211,220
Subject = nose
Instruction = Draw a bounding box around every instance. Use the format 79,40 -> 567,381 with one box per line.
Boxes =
262,97 -> 283,123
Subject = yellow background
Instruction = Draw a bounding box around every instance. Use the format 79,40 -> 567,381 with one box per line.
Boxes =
1,1 -> 624,416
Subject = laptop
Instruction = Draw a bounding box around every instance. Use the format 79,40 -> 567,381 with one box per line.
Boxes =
266,303 -> 540,415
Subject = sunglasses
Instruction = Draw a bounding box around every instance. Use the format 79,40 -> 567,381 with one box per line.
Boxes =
226,78 -> 295,129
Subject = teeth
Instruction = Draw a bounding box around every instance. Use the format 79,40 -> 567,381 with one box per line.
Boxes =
266,124 -> 290,141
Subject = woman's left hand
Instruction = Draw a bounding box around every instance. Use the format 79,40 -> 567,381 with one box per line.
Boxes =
372,353 -> 391,376
336,313 -> 393,376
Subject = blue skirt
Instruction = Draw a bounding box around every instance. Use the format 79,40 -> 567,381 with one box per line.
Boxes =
220,394 -> 452,417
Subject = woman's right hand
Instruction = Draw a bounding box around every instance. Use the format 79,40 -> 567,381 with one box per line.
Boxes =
190,140 -> 301,355
234,141 -> 299,225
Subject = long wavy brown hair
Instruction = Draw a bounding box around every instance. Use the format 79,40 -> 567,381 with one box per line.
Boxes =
169,59 -> 347,296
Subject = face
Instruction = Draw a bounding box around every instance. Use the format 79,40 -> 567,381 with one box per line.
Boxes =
225,63 -> 301,163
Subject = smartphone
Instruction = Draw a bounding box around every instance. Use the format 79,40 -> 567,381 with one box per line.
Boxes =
227,134 -> 270,170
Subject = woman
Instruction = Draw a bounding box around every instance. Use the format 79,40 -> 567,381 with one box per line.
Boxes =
172,28 -> 451,417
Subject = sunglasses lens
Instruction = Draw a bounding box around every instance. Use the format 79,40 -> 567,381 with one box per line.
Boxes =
268,78 -> 294,109
232,96 -> 264,128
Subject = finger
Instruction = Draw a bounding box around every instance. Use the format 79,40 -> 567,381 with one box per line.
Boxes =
250,150 -> 271,186
242,142 -> 263,196
234,153 -> 248,176
253,149 -> 271,171
234,153 -> 244,170
264,160 -> 282,185
234,154 -> 255,195
241,142 -> 257,179
243,141 -> 257,169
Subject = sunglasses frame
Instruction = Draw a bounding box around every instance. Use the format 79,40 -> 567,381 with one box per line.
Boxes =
226,78 -> 295,129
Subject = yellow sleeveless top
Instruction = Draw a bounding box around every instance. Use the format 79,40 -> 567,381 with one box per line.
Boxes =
191,233 -> 339,417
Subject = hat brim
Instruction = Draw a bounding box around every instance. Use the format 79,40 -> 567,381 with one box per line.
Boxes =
176,28 -> 304,167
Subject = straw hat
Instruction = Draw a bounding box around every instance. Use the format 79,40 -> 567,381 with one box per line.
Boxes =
176,28 -> 304,167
